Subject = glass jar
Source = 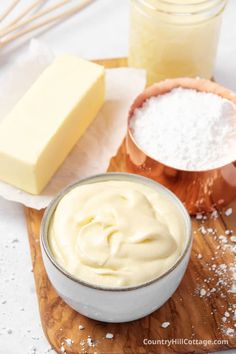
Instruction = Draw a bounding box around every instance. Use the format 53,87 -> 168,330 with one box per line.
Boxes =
129,0 -> 227,84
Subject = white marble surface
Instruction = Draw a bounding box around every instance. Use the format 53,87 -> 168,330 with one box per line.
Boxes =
0,0 -> 236,353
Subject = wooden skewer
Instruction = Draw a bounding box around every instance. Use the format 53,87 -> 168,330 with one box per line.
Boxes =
2,0 -> 48,30
0,0 -> 21,23
0,0 -> 74,37
0,0 -> 95,48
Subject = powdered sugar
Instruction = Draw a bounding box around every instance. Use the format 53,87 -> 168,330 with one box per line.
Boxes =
131,88 -> 236,170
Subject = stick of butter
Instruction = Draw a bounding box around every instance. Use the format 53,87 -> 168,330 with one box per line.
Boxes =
0,55 -> 105,194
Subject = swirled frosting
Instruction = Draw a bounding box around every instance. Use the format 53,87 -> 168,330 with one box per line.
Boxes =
49,180 -> 186,287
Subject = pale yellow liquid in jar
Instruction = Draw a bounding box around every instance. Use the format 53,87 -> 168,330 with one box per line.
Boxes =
129,0 -> 224,84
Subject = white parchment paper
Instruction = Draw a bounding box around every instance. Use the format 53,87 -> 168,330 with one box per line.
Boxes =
0,40 -> 146,209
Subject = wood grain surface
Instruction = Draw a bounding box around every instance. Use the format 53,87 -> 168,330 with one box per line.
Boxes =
25,59 -> 236,354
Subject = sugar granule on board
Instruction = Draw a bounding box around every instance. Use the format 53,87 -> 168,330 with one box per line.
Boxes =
87,336 -> 94,347
196,213 -> 203,220
105,333 -> 114,339
60,345 -> 66,353
161,322 -> 170,328
195,211 -> 236,337
64,338 -> 73,347
225,208 -> 233,216
224,328 -> 234,337
131,88 -> 236,170
199,288 -> 206,297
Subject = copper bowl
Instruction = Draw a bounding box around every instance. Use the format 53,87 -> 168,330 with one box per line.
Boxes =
126,78 -> 236,215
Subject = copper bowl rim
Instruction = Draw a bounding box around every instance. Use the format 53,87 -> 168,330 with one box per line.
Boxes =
127,77 -> 236,173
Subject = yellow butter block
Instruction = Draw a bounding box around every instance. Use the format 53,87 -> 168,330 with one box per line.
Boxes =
0,55 -> 105,194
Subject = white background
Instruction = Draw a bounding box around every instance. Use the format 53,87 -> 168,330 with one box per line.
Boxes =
0,0 -> 236,353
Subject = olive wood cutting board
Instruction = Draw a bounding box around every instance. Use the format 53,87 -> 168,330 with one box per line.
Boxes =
25,58 -> 236,354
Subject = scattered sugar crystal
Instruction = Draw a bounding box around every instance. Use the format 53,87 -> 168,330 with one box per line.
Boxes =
225,328 -> 234,336
161,322 -> 170,328
87,336 -> 94,347
60,345 -> 66,353
219,235 -> 227,244
219,264 -> 227,271
29,346 -> 37,354
211,210 -> 219,219
131,88 -> 236,170
225,208 -> 233,216
105,333 -> 114,339
222,317 -> 227,323
207,228 -> 214,234
197,254 -> 203,259
230,236 -> 236,243
31,336 -> 39,340
199,226 -> 207,235
79,325 -> 84,330
64,338 -> 73,347
196,213 -> 203,220
200,289 -> 207,297
224,311 -> 230,317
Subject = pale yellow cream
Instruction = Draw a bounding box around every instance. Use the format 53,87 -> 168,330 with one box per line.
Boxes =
49,180 -> 186,287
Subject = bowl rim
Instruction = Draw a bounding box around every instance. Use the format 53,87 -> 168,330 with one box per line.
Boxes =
40,172 -> 192,292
